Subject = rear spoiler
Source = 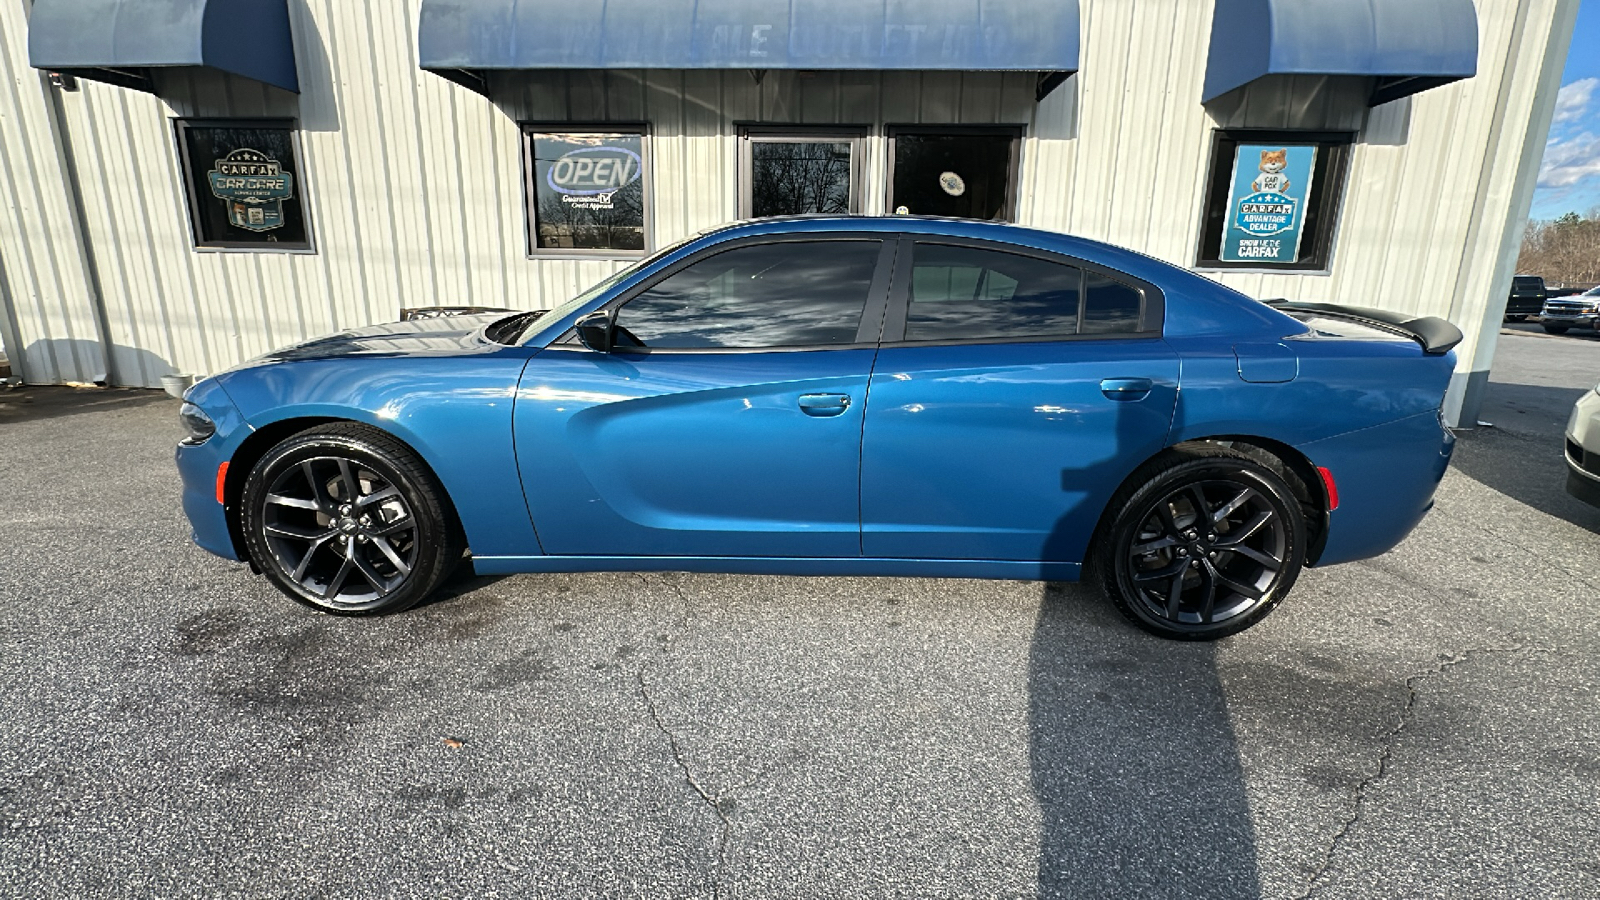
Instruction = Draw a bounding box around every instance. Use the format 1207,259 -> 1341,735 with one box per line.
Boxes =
1263,300 -> 1464,356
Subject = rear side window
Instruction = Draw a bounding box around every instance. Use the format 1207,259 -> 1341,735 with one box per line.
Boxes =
904,243 -> 1145,341
1513,277 -> 1543,291
615,240 -> 880,349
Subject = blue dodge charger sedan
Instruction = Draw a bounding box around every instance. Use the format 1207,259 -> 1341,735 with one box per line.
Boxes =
176,217 -> 1460,639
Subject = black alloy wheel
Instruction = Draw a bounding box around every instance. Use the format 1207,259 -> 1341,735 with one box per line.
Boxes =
1101,447 -> 1305,640
241,423 -> 463,614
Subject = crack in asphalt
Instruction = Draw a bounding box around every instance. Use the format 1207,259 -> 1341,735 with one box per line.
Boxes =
639,666 -> 734,900
634,573 -> 735,900
1298,645 -> 1554,899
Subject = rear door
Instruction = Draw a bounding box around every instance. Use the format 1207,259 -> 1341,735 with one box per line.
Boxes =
514,234 -> 893,558
860,238 -> 1179,563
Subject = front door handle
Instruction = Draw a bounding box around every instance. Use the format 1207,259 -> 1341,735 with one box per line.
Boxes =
798,393 -> 852,417
1100,377 -> 1154,401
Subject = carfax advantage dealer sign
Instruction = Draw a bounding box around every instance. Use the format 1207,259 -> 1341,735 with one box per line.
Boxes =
1220,144 -> 1317,264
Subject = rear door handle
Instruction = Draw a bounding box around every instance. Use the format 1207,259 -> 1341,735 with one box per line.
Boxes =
1100,377 -> 1154,401
797,393 -> 852,417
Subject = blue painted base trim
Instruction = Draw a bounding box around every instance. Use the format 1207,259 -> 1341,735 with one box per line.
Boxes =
469,555 -> 1083,582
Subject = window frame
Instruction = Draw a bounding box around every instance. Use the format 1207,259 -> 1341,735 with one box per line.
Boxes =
736,125 -> 868,219
1193,128 -> 1355,274
521,122 -> 653,260
567,232 -> 898,355
879,236 -> 1166,346
885,125 -> 1026,223
173,117 -> 315,253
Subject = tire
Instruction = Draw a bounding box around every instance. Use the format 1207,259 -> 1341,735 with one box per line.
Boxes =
1097,446 -> 1306,640
1544,323 -> 1570,334
240,423 -> 463,615
1505,314 -> 1527,322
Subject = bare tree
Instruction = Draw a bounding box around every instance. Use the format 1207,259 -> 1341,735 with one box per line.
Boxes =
1518,209 -> 1600,287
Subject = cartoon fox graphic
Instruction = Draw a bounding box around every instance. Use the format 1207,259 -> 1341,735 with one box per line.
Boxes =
1252,148 -> 1291,194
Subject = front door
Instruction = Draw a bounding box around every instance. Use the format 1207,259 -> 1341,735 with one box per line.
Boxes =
514,236 -> 893,558
861,239 -> 1180,563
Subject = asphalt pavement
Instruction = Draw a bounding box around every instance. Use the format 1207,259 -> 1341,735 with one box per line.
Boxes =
1,330 -> 1598,899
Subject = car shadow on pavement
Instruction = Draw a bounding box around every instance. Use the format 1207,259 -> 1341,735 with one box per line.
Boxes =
0,385 -> 171,424
1450,381 -> 1600,534
1029,581 -> 1260,898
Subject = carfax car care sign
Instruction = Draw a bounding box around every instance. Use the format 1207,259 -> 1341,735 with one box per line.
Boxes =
1220,145 -> 1317,264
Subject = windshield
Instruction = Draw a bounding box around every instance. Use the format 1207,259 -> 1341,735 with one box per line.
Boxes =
1584,286 -> 1600,297
515,234 -> 700,345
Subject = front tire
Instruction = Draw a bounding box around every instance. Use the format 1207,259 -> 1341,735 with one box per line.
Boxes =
1544,323 -> 1570,334
1098,447 -> 1305,640
241,423 -> 463,615
1505,314 -> 1528,322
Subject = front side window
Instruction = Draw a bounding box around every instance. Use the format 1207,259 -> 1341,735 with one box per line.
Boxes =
1196,130 -> 1353,272
524,127 -> 648,256
739,128 -> 864,219
613,240 -> 882,350
175,119 -> 311,251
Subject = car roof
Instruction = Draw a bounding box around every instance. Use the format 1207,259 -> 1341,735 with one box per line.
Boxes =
695,215 -> 1185,285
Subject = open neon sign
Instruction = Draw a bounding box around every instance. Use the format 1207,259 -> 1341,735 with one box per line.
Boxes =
546,146 -> 643,196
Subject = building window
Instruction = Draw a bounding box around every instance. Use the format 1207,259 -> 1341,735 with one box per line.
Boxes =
888,127 -> 1022,222
523,126 -> 649,257
175,119 -> 312,251
1196,130 -> 1354,272
738,127 -> 865,219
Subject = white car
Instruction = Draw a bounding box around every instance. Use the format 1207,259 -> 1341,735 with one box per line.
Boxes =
1567,386 -> 1600,507
1542,286 -> 1600,334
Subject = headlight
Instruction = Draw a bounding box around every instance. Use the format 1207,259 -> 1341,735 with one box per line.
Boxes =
179,402 -> 216,444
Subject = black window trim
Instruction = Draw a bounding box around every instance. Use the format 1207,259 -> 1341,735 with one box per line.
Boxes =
173,116 -> 315,254
736,124 -> 869,219
1193,128 -> 1355,274
878,235 -> 1167,347
885,124 -> 1026,223
521,121 -> 653,260
554,232 -> 899,355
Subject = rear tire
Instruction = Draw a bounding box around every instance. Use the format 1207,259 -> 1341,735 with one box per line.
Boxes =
240,423 -> 463,615
1544,323 -> 1570,334
1097,447 -> 1305,640
1505,314 -> 1528,322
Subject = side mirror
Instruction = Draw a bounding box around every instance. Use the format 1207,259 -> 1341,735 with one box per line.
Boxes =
574,311 -> 613,353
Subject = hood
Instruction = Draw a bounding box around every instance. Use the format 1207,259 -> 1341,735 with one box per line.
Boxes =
248,313 -> 516,364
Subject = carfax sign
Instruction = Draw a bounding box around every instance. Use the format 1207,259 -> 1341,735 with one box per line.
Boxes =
207,148 -> 293,232
1220,144 -> 1317,264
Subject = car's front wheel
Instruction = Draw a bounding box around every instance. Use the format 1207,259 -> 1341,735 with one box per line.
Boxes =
240,423 -> 463,615
1099,447 -> 1306,640
1505,314 -> 1528,322
1544,323 -> 1571,334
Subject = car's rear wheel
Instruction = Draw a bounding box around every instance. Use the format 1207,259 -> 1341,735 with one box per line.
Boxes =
1099,447 -> 1305,640
241,423 -> 462,615
1544,323 -> 1570,334
1505,314 -> 1528,322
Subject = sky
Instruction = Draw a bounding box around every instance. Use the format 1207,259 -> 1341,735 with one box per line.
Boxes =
1532,0 -> 1600,219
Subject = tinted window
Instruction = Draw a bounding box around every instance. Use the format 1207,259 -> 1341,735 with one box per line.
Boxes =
905,244 -> 1081,341
614,240 -> 881,349
1082,272 -> 1144,334
177,120 -> 310,250
526,129 -> 647,253
891,132 -> 1017,221
751,140 -> 853,217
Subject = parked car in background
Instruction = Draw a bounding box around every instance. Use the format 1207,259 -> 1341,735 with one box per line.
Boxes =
1506,275 -> 1547,321
175,217 -> 1463,641
1541,286 -> 1600,334
1566,383 -> 1600,508
1546,286 -> 1586,298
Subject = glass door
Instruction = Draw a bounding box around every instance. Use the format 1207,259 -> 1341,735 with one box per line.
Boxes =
888,128 -> 1022,222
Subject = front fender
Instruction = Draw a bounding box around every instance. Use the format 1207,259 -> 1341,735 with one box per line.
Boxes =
216,356 -> 541,558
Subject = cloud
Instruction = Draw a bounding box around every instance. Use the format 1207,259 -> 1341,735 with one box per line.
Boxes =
1539,132 -> 1600,188
1554,77 -> 1600,124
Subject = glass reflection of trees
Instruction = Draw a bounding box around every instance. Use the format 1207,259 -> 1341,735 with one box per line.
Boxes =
904,244 -> 1143,341
615,241 -> 881,349
750,141 -> 852,218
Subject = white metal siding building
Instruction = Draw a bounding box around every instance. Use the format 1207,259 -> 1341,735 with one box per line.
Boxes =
0,0 -> 1580,426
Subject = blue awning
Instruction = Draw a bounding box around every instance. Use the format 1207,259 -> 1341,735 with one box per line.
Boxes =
1204,0 -> 1477,106
418,0 -> 1080,99
28,0 -> 299,94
